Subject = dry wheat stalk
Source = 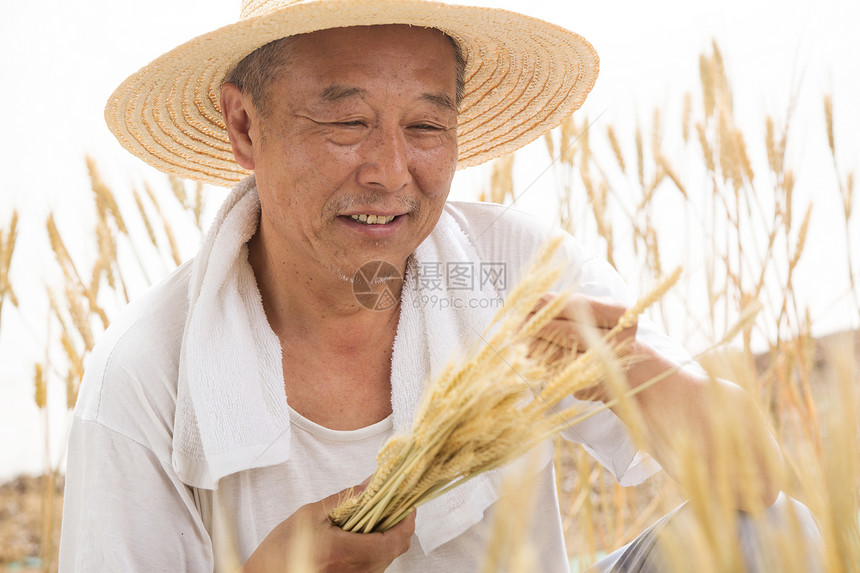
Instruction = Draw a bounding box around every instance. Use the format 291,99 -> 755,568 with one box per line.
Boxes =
682,93 -> 692,143
544,131 -> 556,162
1,210 -> 18,273
133,188 -> 159,249
718,112 -> 742,191
783,170 -> 795,232
64,283 -> 94,352
96,214 -> 117,290
824,95 -> 834,155
145,183 -> 183,266
64,369 -> 79,411
651,108 -> 662,158
0,210 -> 19,322
699,54 -> 715,120
86,156 -> 128,235
46,214 -> 80,286
489,155 -> 515,205
479,456 -> 541,573
169,175 -> 188,208
822,95 -> 860,317
734,128 -> 754,185
607,126 -> 626,173
696,121 -> 715,173
193,182 -> 205,230
766,116 -> 779,175
560,116 -> 576,165
580,116 -> 592,164
788,204 -> 812,275
655,153 -> 688,199
328,240 -> 682,534
60,328 -> 84,394
34,363 -> 46,410
635,125 -> 645,188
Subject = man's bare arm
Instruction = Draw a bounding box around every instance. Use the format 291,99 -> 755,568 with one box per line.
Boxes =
529,293 -> 783,511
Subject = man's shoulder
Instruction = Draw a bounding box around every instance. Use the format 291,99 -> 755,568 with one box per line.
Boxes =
73,260 -> 194,450
442,201 -> 597,281
443,200 -> 553,243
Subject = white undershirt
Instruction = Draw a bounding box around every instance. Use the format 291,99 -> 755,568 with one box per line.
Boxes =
204,407 -> 570,572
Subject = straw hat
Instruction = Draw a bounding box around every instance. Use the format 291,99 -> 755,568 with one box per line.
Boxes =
105,0 -> 599,187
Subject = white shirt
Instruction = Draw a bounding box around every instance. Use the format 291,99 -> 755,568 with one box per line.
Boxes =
59,201 -> 684,572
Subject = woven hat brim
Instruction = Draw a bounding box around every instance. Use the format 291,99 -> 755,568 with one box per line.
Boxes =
105,0 -> 598,187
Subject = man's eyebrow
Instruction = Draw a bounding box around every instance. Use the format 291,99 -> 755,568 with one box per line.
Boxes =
319,85 -> 365,103
421,91 -> 457,113
319,85 -> 456,112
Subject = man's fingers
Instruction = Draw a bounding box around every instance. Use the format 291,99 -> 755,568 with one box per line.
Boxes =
326,510 -> 415,568
380,511 -> 415,556
536,293 -> 626,326
525,294 -> 638,359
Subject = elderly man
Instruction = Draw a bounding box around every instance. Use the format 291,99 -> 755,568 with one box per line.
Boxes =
59,1 -> 817,572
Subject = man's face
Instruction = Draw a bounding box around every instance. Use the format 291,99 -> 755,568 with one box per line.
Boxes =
250,25 -> 459,280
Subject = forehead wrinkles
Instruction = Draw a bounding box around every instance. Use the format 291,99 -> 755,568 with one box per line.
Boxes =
284,27 -> 457,99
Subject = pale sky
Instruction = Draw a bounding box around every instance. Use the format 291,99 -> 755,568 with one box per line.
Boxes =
1,0 -> 858,478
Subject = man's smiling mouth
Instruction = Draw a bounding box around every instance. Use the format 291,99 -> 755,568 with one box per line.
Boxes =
349,214 -> 397,225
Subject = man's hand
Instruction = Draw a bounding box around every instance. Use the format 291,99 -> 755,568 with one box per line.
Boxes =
525,292 -> 784,511
240,487 -> 415,572
528,292 -> 636,347
526,293 -> 637,400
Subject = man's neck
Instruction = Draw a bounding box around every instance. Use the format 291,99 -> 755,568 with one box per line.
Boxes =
247,223 -> 404,343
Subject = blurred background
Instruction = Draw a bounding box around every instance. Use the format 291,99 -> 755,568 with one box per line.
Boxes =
1,0 -> 858,570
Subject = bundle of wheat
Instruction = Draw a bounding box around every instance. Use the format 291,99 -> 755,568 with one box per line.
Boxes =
329,239 -> 681,533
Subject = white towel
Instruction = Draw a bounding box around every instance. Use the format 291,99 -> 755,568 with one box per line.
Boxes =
392,212 -> 528,554
171,176 -> 546,552
173,177 -> 290,489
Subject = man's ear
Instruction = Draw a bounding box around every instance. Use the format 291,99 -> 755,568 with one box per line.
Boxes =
220,82 -> 257,170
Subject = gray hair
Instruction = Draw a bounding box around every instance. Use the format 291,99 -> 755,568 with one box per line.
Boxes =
223,30 -> 467,118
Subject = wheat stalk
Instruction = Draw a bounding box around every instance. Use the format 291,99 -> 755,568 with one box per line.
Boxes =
699,53 -> 715,120
635,125 -> 645,188
86,156 -> 127,235
145,183 -> 183,266
607,126 -> 626,174
193,182 -> 205,230
34,363 -> 46,410
489,155 -> 515,205
132,188 -> 159,250
655,153 -> 688,199
0,210 -> 19,322
169,175 -> 188,208
329,241 -> 683,534
560,116 -> 577,165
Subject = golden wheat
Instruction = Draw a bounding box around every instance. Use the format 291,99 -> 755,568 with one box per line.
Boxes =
330,243 -> 683,534
145,183 -> 183,266
86,156 -> 128,235
0,210 -> 19,322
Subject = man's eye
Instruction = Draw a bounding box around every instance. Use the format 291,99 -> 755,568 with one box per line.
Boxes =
411,123 -> 444,131
335,120 -> 366,128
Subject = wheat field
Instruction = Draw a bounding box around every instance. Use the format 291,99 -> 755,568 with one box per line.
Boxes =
0,41 -> 857,572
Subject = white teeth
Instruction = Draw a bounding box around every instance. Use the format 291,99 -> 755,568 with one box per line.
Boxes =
349,214 -> 396,225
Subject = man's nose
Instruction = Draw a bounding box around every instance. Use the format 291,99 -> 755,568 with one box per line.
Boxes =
356,126 -> 411,191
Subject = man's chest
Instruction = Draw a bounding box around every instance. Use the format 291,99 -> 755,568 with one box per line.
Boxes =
280,341 -> 395,430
